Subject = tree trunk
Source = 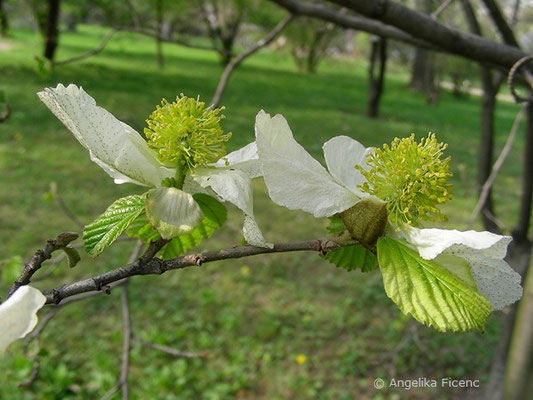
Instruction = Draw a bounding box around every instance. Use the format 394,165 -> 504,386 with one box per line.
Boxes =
504,251 -> 533,400
306,30 -> 326,73
477,68 -> 501,233
487,104 -> 533,400
0,0 -> 8,37
512,102 -> 533,244
367,35 -> 387,118
408,0 -> 438,103
44,0 -> 61,62
155,0 -> 164,69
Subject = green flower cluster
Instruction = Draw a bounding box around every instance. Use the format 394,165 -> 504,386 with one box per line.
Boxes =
357,133 -> 453,227
144,95 -> 231,170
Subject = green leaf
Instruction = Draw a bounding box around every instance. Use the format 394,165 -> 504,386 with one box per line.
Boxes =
326,215 -> 345,234
377,237 -> 491,332
127,212 -> 161,243
83,195 -> 146,256
324,244 -> 377,272
62,247 -> 81,268
161,193 -> 227,259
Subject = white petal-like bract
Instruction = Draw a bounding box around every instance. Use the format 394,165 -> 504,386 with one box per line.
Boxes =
255,110 -> 357,218
145,187 -> 203,239
0,286 -> 46,353
38,84 -> 173,187
192,168 -> 272,248
404,227 -> 522,310
213,142 -> 262,178
468,258 -> 523,311
322,135 -> 372,197
404,227 -> 511,260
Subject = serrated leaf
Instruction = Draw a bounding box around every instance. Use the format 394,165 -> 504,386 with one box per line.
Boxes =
326,215 -> 345,234
324,244 -> 377,272
83,195 -> 146,256
62,247 -> 81,268
127,212 -> 161,243
161,193 -> 227,259
377,237 -> 491,332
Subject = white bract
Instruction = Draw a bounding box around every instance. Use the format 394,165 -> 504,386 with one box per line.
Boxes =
38,84 -> 269,247
255,110 -> 523,311
255,110 -> 373,218
0,286 -> 46,352
403,227 -> 522,310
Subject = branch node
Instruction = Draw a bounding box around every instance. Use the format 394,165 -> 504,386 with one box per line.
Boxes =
92,277 -> 103,291
318,240 -> 340,255
51,286 -> 65,304
195,255 -> 206,266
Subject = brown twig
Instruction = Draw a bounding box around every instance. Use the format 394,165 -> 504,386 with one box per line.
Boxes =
133,335 -> 208,359
43,238 -> 345,305
53,29 -> 117,67
102,241 -> 142,400
431,0 -> 454,19
469,104 -> 527,226
508,55 -> 533,103
210,14 -> 295,107
16,242 -> 144,389
8,232 -> 79,297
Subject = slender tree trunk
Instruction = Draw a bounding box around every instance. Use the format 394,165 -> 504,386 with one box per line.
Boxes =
0,0 -> 8,37
367,35 -> 387,118
478,68 -> 501,233
155,0 -> 164,69
512,103 -> 533,244
489,105 -> 533,400
44,0 -> 61,62
504,253 -> 533,400
408,0 -> 438,103
306,30 -> 326,73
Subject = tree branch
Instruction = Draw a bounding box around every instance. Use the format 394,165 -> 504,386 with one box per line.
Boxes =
270,0 -> 435,50
469,104 -> 526,226
431,0 -> 454,20
480,0 -> 520,48
43,238 -> 344,305
9,232 -> 79,297
210,14 -> 295,107
115,26 -> 228,54
53,29 -> 117,66
320,0 -> 529,70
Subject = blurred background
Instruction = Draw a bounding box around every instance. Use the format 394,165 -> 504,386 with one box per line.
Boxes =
0,0 -> 532,399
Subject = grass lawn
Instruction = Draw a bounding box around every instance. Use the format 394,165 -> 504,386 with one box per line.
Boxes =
0,25 -> 528,399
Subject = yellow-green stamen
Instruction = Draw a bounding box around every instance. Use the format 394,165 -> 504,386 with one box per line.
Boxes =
356,133 -> 453,227
144,94 -> 231,170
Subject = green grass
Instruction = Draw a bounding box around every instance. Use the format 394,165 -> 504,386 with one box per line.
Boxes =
0,25 -> 527,399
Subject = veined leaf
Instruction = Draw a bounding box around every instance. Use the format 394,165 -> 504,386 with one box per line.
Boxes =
324,244 -> 377,272
326,215 -> 346,234
377,237 -> 491,332
127,212 -> 161,243
162,193 -> 227,259
84,195 -> 146,256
